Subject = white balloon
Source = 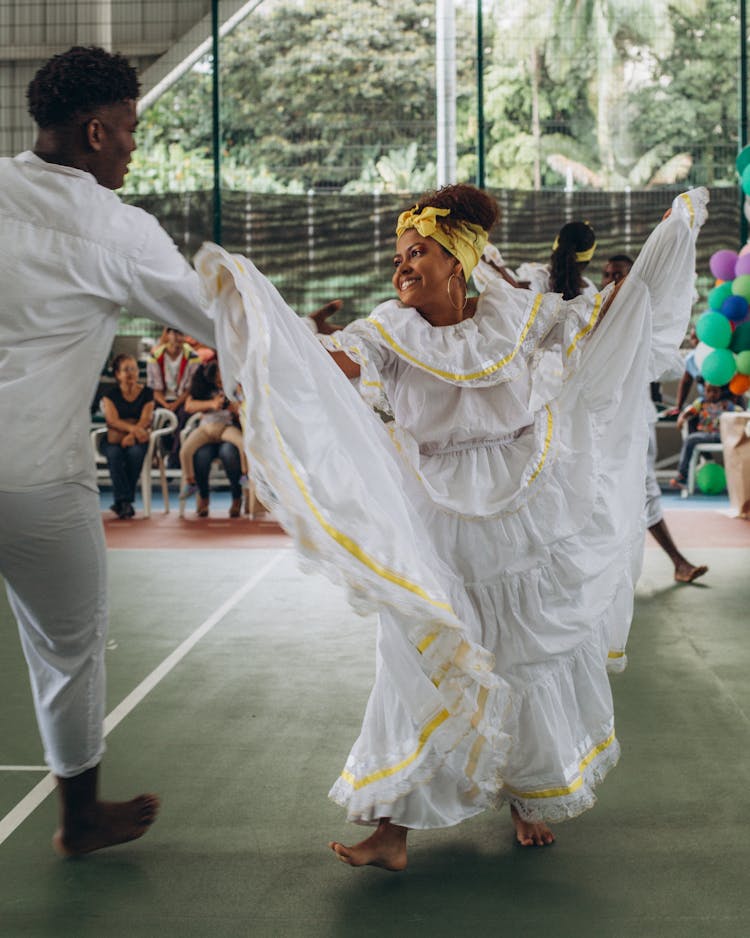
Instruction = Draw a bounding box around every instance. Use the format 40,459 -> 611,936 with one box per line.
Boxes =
693,341 -> 713,369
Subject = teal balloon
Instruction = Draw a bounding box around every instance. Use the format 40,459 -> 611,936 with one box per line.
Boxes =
696,461 -> 726,495
730,321 -> 750,352
701,348 -> 737,385
708,281 -> 734,310
696,311 -> 732,348
743,165 -> 750,196
737,145 -> 750,176
732,274 -> 750,302
737,350 -> 750,375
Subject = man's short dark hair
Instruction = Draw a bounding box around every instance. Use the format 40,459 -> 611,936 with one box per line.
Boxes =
608,254 -> 634,267
27,45 -> 140,128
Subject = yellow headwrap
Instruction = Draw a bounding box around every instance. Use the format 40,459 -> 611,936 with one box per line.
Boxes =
396,205 -> 488,280
551,235 -> 597,263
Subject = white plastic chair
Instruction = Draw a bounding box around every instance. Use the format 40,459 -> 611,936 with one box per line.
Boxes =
91,407 -> 178,517
678,416 -> 724,497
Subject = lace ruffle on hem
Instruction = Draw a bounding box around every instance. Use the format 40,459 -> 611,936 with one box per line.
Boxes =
505,733 -> 621,824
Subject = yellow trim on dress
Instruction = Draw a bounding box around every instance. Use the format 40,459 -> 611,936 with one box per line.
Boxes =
565,294 -> 603,358
340,709 -> 451,790
678,192 -> 695,228
369,293 -> 544,381
504,730 -> 616,800
527,406 -> 553,485
269,421 -> 454,614
417,633 -> 438,653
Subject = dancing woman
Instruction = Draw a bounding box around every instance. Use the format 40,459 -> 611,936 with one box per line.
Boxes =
507,219 -> 599,300
196,183 -> 706,868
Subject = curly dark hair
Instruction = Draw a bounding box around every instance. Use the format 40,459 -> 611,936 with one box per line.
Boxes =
410,183 -> 499,235
549,221 -> 596,300
189,361 -> 222,401
27,46 -> 140,128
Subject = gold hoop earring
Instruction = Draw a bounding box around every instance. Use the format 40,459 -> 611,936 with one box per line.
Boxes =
447,273 -> 468,313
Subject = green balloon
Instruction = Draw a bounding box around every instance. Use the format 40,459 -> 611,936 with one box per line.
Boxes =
731,321 -> 750,353
733,274 -> 750,302
696,461 -> 726,495
708,281 -> 734,310
696,311 -> 732,349
701,348 -> 737,385
743,165 -> 750,196
737,145 -> 750,176
737,349 -> 750,375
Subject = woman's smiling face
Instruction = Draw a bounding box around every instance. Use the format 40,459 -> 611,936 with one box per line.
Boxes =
392,229 -> 458,311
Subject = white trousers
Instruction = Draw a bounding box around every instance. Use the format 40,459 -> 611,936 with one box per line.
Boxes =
644,424 -> 664,528
0,483 -> 107,777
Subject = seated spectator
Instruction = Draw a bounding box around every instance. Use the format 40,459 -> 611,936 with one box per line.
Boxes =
180,362 -> 249,518
146,326 -> 201,465
671,383 -> 740,487
100,353 -> 154,518
663,327 -> 703,418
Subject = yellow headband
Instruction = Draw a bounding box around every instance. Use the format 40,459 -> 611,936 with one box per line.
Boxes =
551,235 -> 597,263
396,205 -> 488,280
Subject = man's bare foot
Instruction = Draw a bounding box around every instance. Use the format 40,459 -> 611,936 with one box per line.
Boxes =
52,794 -> 160,857
328,818 -> 408,871
511,805 -> 555,847
674,560 -> 708,583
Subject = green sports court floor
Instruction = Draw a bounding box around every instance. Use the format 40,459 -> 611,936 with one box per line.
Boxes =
1,504 -> 750,937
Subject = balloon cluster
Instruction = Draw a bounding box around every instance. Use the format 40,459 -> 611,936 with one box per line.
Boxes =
695,248 -> 750,395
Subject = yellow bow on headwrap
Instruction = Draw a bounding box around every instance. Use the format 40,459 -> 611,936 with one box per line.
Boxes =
396,205 -> 488,280
551,235 -> 597,263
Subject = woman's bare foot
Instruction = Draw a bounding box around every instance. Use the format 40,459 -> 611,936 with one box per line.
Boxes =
328,818 -> 408,871
674,560 -> 708,583
52,794 -> 160,857
511,805 -> 555,847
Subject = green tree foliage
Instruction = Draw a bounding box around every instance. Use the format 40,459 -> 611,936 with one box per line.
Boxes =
625,0 -> 738,187
128,0 -> 740,194
131,0 -> 480,193
482,1 -> 596,189
222,0 -> 439,188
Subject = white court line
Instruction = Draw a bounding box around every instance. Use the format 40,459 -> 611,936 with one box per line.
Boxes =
0,766 -> 47,772
0,550 -> 286,848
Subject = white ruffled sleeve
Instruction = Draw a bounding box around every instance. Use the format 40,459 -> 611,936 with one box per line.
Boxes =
558,188 -> 707,414
319,313 -> 395,417
629,187 -> 708,381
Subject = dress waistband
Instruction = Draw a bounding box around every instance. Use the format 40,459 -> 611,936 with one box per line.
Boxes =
419,427 -> 526,457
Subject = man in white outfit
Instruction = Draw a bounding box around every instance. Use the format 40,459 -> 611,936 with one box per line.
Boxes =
0,46 -> 215,855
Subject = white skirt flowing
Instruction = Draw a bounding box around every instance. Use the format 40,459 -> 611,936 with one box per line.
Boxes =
194,187 -> 707,828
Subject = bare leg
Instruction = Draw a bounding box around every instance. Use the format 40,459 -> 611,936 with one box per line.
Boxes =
52,765 -> 160,858
328,818 -> 408,871
648,519 -> 708,583
511,805 -> 555,847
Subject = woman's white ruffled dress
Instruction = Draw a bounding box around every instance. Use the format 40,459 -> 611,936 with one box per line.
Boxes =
195,188 -> 707,829
513,257 -> 599,300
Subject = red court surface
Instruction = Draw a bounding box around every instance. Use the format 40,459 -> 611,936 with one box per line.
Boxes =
101,507 -> 750,550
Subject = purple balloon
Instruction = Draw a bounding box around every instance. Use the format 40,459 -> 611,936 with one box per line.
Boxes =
710,249 -> 739,281
736,253 -> 750,277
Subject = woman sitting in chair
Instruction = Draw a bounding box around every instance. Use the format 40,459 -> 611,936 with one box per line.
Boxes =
100,353 -> 154,519
180,361 -> 249,518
